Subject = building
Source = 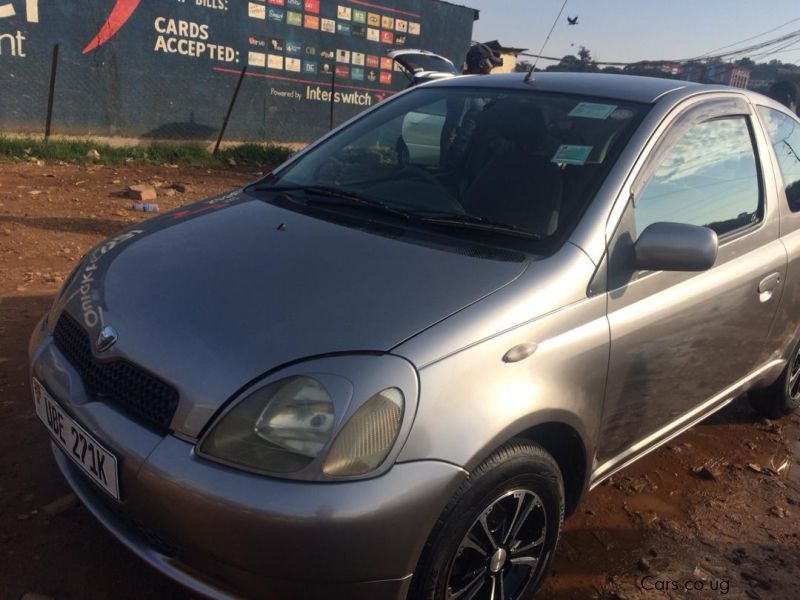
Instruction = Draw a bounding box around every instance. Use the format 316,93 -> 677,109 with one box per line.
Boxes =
623,60 -> 682,78
729,65 -> 752,88
679,60 -> 751,88
482,40 -> 528,74
706,60 -> 751,88
680,61 -> 707,83
646,60 -> 681,76
681,60 -> 749,88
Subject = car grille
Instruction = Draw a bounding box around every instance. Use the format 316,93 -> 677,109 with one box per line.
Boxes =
53,312 -> 179,431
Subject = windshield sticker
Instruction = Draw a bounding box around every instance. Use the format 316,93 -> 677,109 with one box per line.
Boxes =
552,144 -> 593,165
609,108 -> 635,121
569,102 -> 618,120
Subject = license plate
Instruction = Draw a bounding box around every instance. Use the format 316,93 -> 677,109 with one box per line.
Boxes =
33,379 -> 120,500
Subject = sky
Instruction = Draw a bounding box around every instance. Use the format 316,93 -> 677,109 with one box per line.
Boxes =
467,0 -> 800,67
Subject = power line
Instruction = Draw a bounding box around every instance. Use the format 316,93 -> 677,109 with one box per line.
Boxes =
704,30 -> 800,61
662,28 -> 800,65
523,32 -> 800,67
519,23 -> 800,71
750,38 -> 800,62
697,16 -> 800,58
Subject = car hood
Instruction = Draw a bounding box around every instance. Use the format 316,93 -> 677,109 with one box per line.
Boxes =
56,191 -> 528,437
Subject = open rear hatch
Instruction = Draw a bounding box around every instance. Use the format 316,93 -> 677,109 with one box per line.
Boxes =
388,49 -> 459,86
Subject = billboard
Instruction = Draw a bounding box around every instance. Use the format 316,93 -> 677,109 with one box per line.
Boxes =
0,0 -> 476,142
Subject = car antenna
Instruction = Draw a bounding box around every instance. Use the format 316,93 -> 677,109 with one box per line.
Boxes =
525,0 -> 569,83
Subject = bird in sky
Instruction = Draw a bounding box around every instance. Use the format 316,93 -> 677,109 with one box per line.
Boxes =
567,16 -> 578,25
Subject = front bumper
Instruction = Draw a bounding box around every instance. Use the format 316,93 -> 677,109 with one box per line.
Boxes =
32,337 -> 467,599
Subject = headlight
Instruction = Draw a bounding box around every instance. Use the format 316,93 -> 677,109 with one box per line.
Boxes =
200,376 -> 335,473
323,388 -> 404,476
198,355 -> 418,481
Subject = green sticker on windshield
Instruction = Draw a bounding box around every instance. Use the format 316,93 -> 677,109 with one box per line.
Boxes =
569,102 -> 618,119
552,144 -> 593,165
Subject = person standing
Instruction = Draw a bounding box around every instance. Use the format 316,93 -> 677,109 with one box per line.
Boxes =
464,42 -> 503,75
767,80 -> 800,115
440,44 -> 504,169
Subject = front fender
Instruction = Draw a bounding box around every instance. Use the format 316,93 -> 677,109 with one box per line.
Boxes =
396,294 -> 608,492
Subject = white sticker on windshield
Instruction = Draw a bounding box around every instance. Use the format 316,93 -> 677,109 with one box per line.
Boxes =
551,144 -> 593,165
569,102 -> 617,120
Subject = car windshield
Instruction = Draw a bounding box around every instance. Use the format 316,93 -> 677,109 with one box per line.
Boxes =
260,87 -> 646,252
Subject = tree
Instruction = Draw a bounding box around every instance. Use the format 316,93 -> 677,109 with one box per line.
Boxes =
545,47 -> 598,73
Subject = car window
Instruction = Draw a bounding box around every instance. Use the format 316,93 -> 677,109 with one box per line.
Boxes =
757,106 -> 800,211
401,100 -> 448,166
634,116 -> 761,237
266,88 -> 646,252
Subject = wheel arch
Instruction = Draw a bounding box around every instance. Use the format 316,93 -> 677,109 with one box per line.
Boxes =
514,421 -> 588,516
463,411 -> 591,517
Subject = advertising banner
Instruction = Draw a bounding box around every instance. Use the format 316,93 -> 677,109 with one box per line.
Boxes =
0,0 -> 476,142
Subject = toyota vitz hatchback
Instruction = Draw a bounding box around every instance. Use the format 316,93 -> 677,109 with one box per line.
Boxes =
29,73 -> 800,599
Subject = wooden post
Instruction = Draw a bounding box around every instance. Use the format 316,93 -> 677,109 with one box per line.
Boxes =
214,65 -> 248,156
45,44 -> 59,140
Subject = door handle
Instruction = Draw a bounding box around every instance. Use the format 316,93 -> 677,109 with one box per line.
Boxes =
758,272 -> 781,302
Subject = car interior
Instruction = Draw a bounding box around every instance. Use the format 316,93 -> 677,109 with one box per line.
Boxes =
286,91 -> 644,246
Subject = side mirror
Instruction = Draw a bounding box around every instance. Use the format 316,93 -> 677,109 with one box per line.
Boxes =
634,222 -> 718,272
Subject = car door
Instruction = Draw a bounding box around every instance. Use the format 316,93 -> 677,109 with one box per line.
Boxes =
595,95 -> 786,474
755,104 -> 800,359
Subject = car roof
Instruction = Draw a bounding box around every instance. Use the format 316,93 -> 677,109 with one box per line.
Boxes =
425,71 -> 724,104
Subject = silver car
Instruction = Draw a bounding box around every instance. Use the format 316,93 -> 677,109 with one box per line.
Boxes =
29,72 -> 800,599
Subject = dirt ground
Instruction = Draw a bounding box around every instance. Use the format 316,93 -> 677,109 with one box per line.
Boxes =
1,161 -> 799,599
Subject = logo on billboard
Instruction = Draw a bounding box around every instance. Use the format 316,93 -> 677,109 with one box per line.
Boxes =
285,40 -> 302,55
0,0 -> 38,57
83,0 -> 142,54
0,0 -> 38,21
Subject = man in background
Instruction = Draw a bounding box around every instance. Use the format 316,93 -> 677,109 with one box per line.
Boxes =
440,44 -> 503,169
464,42 -> 503,75
767,80 -> 799,115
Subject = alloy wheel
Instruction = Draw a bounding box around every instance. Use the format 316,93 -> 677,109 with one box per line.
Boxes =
445,489 -> 547,600
789,344 -> 800,401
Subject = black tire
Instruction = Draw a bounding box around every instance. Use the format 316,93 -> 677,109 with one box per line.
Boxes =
411,440 -> 564,600
750,338 -> 800,419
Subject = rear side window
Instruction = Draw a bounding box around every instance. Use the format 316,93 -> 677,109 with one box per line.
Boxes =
757,106 -> 800,211
634,116 -> 761,237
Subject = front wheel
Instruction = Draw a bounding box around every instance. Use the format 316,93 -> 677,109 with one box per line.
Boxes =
750,337 -> 800,419
411,440 -> 564,600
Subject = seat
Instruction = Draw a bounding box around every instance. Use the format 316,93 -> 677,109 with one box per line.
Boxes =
459,101 -> 563,237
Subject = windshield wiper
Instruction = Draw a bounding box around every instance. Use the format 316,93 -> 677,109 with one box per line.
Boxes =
250,184 -> 411,220
250,185 -> 538,239
415,212 -> 540,240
